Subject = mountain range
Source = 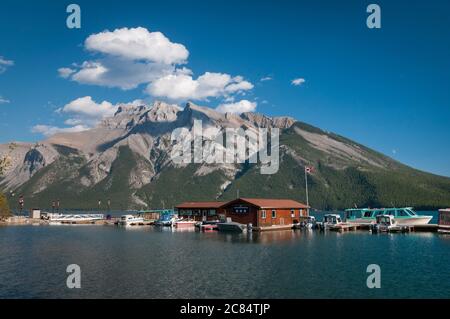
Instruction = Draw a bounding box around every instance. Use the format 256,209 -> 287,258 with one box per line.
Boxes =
1,101 -> 449,211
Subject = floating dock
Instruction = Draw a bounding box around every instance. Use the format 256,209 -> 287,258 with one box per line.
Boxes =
328,224 -> 359,232
329,223 -> 439,233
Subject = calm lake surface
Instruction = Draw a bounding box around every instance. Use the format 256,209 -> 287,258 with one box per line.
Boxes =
1,212 -> 449,299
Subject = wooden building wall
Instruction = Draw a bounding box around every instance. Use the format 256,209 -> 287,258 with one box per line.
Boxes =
222,200 -> 308,227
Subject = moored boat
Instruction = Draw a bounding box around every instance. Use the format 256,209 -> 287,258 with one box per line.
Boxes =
216,221 -> 247,232
370,215 -> 410,233
154,213 -> 177,227
174,219 -> 196,228
293,216 -> 317,229
201,223 -> 218,231
195,220 -> 219,231
118,214 -> 144,226
47,213 -> 104,225
318,214 -> 343,230
345,207 -> 432,226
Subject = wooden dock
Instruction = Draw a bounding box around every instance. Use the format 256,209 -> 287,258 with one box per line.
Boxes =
410,224 -> 438,232
329,223 -> 359,232
255,224 -> 295,232
328,223 -> 438,233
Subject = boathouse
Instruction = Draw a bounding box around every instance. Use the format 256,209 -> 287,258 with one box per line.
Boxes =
175,201 -> 226,221
220,198 -> 309,230
438,208 -> 450,233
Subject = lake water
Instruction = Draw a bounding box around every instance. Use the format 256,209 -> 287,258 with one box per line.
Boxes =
1,211 -> 449,299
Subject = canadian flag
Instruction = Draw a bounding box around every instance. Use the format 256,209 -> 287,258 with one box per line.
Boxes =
305,166 -> 314,174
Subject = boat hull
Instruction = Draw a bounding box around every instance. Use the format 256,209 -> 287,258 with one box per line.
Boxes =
348,216 -> 432,226
119,218 -> 144,226
216,222 -> 247,232
174,221 -> 196,228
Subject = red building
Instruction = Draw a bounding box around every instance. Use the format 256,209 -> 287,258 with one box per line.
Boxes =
438,209 -> 450,233
175,201 -> 226,222
220,198 -> 309,230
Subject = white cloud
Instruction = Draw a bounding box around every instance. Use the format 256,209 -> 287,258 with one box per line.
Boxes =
58,67 -> 75,79
31,124 -> 89,137
216,100 -> 257,114
61,27 -> 186,90
291,78 -> 306,86
147,72 -> 253,101
59,26 -> 255,104
32,97 -> 150,137
57,96 -> 117,127
85,27 -> 189,64
0,56 -> 14,74
0,57 -> 14,103
69,59 -> 174,90
260,76 -> 272,82
0,96 -> 10,104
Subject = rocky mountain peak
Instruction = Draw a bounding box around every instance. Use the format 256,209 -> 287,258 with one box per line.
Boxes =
114,103 -> 149,116
141,101 -> 181,123
240,112 -> 295,129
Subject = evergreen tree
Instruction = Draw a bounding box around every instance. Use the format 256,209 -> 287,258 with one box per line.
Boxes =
0,191 -> 11,219
0,148 -> 12,218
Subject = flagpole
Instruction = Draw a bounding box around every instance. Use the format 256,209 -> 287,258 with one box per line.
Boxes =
305,167 -> 309,215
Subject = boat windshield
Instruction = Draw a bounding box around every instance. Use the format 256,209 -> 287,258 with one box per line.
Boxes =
363,211 -> 373,218
405,209 -> 417,216
396,209 -> 409,217
346,210 -> 362,219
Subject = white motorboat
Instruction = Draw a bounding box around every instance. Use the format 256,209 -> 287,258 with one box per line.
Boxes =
216,221 -> 247,232
118,214 -> 144,226
47,213 -> 104,224
173,219 -> 197,228
318,214 -> 343,230
370,215 -> 410,233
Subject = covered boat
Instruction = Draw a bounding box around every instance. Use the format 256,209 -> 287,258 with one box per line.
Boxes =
345,207 -> 432,226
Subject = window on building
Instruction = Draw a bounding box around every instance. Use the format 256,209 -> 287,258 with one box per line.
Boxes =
261,210 -> 266,219
272,210 -> 276,219
208,209 -> 216,216
299,209 -> 304,217
291,209 -> 295,218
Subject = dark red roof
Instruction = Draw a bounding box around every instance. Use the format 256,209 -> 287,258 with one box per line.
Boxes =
222,198 -> 309,209
176,201 -> 226,209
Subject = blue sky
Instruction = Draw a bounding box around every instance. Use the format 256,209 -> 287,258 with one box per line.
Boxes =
0,0 -> 449,176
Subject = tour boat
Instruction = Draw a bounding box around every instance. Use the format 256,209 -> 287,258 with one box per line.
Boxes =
119,214 -> 144,226
344,207 -> 432,226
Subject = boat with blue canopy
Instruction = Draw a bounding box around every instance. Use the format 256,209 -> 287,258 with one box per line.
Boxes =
344,207 -> 432,226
